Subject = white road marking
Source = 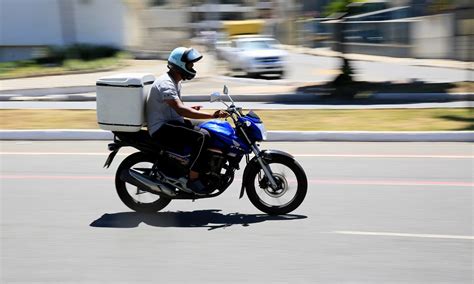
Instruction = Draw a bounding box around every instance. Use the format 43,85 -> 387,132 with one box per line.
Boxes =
0,152 -> 472,159
332,231 -> 474,240
309,179 -> 473,187
293,154 -> 473,159
0,175 -> 112,180
0,152 -> 129,156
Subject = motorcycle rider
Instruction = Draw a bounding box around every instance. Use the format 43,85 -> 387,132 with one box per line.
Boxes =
146,47 -> 227,195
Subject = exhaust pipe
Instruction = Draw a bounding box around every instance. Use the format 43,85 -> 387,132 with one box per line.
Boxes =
120,169 -> 176,197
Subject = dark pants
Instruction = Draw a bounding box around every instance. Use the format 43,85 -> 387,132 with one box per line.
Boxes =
151,120 -> 209,172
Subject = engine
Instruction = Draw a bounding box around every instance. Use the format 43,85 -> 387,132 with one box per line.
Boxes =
206,148 -> 227,177
203,147 -> 240,192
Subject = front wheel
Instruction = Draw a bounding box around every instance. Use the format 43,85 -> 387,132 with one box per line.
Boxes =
115,152 -> 171,213
245,153 -> 307,215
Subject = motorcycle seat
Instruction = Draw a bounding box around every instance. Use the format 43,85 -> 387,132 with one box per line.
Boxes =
113,130 -> 190,157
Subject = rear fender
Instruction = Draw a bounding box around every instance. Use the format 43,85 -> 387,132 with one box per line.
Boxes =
239,150 -> 294,199
103,143 -> 122,168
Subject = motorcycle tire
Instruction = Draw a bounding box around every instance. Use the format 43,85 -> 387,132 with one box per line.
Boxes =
245,153 -> 307,215
115,152 -> 172,213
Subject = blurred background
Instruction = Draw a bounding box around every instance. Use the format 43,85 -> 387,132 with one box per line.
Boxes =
1,0 -> 473,131
0,0 -> 473,114
1,0 -> 472,63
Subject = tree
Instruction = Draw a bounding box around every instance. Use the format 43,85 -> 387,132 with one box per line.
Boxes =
324,0 -> 353,16
324,0 -> 361,98
324,0 -> 370,17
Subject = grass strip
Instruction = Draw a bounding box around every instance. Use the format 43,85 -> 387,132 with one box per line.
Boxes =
0,109 -> 472,131
0,54 -> 128,79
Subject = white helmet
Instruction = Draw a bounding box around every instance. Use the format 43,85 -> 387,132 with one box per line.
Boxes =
167,47 -> 203,80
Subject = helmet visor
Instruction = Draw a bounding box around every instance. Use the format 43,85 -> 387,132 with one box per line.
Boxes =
181,48 -> 202,63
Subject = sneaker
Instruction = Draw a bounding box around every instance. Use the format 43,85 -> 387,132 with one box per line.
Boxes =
187,179 -> 208,196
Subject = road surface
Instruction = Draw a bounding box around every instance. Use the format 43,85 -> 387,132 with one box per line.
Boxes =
218,52 -> 473,83
1,141 -> 473,283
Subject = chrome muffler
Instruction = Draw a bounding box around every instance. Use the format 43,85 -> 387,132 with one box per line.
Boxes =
120,169 -> 177,197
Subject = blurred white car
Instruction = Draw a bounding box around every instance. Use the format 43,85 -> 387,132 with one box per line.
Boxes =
216,36 -> 287,78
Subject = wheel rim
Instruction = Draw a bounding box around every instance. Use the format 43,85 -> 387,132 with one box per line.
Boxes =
124,161 -> 161,204
254,162 -> 298,208
262,173 -> 288,198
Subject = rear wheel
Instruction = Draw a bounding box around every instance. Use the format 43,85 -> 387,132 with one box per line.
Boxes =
246,71 -> 259,78
276,70 -> 285,79
245,153 -> 307,215
115,152 -> 171,213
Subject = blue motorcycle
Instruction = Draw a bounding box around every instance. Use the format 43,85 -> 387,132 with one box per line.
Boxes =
104,86 -> 307,215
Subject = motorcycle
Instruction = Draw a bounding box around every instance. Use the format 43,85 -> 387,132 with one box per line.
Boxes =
103,86 -> 307,215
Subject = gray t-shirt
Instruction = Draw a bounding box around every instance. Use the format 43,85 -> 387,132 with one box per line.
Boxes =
146,73 -> 184,135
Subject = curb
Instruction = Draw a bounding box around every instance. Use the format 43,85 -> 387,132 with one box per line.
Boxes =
1,91 -> 473,103
1,130 -> 473,142
0,86 -> 96,96
184,93 -> 474,103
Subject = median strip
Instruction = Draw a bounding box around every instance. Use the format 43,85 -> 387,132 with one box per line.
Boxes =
0,109 -> 473,141
0,109 -> 473,131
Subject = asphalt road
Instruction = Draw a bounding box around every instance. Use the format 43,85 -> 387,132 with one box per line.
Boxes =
2,51 -> 473,100
221,52 -> 473,84
1,141 -> 473,283
294,53 -> 472,83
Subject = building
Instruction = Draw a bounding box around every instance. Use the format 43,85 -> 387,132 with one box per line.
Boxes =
302,0 -> 472,60
0,0 -> 136,62
0,0 -> 295,61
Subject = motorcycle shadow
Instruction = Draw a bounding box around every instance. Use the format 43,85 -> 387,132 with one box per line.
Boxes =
90,209 -> 307,230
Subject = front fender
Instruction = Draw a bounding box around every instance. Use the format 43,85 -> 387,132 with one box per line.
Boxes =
239,150 -> 295,199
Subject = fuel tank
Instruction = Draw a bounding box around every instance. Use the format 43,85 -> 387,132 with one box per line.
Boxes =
199,120 -> 250,154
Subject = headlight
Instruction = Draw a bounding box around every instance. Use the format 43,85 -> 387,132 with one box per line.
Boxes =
247,57 -> 257,67
256,122 -> 267,141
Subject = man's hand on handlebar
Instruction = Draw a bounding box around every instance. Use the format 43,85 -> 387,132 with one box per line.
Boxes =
213,110 -> 229,119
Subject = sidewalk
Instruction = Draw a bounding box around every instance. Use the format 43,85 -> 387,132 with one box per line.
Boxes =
0,59 -> 167,92
281,45 -> 473,70
0,54 -> 302,102
0,49 -> 219,92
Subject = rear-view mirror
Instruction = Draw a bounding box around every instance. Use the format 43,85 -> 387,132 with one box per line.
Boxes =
210,92 -> 221,103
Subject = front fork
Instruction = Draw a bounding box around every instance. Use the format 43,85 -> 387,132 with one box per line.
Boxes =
239,145 -> 279,199
250,144 -> 279,190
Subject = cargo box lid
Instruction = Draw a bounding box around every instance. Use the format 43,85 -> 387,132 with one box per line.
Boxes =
96,73 -> 155,88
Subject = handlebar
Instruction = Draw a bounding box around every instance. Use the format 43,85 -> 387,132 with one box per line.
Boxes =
211,86 -> 244,119
226,105 -> 243,116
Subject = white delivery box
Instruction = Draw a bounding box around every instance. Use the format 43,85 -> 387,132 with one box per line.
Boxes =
96,73 -> 155,132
